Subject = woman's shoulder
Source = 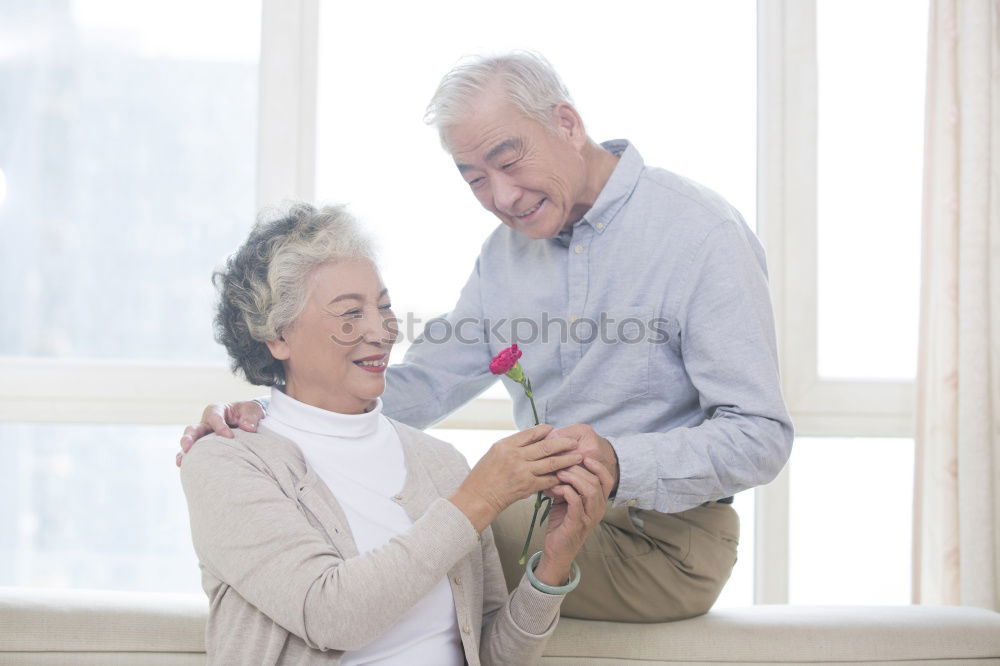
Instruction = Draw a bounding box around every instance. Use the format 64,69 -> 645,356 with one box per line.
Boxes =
181,428 -> 308,485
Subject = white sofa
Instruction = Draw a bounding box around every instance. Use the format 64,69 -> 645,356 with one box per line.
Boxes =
1,587 -> 999,665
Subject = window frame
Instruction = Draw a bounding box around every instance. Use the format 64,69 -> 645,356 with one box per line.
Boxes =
755,0 -> 918,604
0,0 -> 515,430
1,0 -> 918,605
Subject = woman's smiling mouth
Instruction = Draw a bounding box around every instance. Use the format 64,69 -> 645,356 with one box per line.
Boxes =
354,355 -> 388,372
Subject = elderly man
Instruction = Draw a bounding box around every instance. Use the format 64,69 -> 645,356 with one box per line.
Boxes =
180,51 -> 793,623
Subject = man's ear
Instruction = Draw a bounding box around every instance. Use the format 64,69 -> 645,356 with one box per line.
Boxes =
266,335 -> 291,361
552,102 -> 586,149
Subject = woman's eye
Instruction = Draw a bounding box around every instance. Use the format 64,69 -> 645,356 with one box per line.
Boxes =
502,161 -> 516,170
378,304 -> 393,311
340,309 -> 363,318
468,177 -> 483,188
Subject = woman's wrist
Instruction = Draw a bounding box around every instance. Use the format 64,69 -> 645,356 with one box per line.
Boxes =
448,488 -> 498,533
526,552 -> 581,595
532,553 -> 573,587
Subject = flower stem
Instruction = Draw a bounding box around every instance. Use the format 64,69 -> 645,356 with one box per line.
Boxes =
518,491 -> 551,565
523,377 -> 540,426
515,375 -> 549,566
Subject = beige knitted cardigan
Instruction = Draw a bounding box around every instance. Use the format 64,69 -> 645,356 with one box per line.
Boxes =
180,418 -> 564,665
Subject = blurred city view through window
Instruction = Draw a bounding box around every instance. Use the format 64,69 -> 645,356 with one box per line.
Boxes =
0,0 -> 260,593
0,0 -> 259,362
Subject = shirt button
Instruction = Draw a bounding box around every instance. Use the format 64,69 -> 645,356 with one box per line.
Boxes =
462,625 -> 471,634
574,244 -> 584,254
626,499 -> 637,507
454,576 -> 462,585
596,222 -> 605,230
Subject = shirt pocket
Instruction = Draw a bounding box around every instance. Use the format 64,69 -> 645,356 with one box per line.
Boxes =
575,307 -> 652,404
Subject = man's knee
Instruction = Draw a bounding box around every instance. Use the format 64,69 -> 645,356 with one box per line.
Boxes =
566,504 -> 738,622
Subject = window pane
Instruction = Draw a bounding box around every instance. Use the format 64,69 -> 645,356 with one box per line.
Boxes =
426,428 -> 514,467
0,1 -> 261,362
789,437 -> 914,604
815,0 -> 927,380
315,0 -> 756,327
714,489 -> 755,607
0,423 -> 200,593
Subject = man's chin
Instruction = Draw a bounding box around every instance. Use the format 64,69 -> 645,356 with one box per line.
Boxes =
506,217 -> 564,240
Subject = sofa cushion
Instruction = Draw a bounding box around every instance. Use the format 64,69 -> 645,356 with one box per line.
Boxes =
544,605 -> 1000,663
0,587 -> 204,654
2,587 -> 1000,665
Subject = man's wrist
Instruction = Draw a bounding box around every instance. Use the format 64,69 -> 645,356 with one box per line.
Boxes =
252,396 -> 269,416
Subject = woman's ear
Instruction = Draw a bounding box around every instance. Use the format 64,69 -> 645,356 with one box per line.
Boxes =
266,335 -> 291,361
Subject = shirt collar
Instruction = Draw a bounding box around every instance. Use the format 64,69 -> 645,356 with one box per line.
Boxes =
266,387 -> 383,439
553,140 -> 643,245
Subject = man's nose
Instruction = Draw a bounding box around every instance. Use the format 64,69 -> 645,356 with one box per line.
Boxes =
490,174 -> 521,213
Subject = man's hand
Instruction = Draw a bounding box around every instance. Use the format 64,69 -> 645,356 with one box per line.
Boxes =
176,401 -> 265,467
544,424 -> 620,495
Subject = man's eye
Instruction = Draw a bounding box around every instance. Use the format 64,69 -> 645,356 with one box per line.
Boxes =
340,309 -> 363,318
378,303 -> 393,311
501,161 -> 517,170
468,177 -> 483,188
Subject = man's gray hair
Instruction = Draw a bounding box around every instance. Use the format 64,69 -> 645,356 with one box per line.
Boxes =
213,203 -> 375,386
424,50 -> 574,138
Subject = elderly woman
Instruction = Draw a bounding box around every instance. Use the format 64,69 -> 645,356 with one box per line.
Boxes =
180,203 -> 612,665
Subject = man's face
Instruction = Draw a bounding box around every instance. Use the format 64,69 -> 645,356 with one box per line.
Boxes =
444,90 -> 588,239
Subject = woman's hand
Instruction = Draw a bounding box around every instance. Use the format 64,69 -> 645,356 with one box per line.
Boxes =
450,425 -> 583,532
532,458 -> 614,587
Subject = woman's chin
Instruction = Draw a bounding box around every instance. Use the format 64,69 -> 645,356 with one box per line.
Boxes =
357,375 -> 387,402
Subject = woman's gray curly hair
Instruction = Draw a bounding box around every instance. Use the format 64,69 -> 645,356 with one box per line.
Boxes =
213,203 -> 375,386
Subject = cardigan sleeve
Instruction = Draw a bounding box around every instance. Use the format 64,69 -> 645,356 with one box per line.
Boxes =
478,524 -> 565,666
414,432 -> 566,664
180,435 -> 480,652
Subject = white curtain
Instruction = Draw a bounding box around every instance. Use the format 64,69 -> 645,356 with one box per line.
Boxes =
913,0 -> 1000,611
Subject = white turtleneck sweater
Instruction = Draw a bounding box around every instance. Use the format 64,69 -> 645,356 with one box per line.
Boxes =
263,388 -> 464,666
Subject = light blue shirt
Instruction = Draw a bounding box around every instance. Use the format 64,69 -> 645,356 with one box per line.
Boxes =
385,140 -> 793,513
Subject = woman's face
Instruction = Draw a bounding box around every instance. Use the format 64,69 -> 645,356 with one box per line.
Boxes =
266,259 -> 397,414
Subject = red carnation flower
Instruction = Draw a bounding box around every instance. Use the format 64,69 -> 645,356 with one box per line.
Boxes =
489,344 -> 523,375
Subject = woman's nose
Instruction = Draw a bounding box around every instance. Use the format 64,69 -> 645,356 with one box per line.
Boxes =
362,308 -> 395,345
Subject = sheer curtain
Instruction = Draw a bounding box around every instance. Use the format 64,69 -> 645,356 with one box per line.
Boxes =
913,0 -> 1000,610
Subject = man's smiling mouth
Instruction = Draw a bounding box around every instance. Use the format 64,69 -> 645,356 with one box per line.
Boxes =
515,198 -> 546,219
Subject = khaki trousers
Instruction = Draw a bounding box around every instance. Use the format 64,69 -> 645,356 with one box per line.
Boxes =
491,498 -> 739,623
